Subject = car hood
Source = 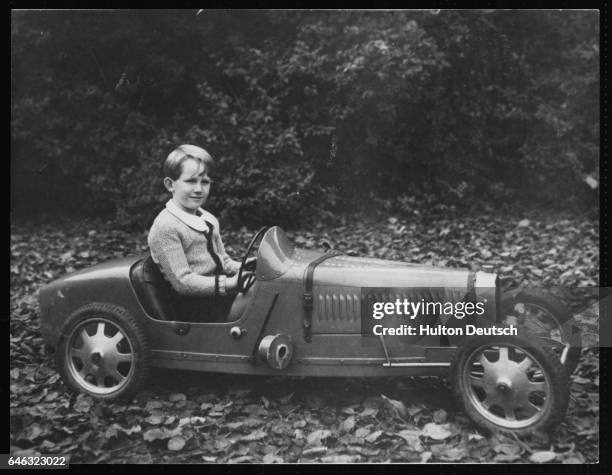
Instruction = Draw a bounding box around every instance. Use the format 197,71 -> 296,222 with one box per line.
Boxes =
314,254 -> 471,288
257,227 -> 495,303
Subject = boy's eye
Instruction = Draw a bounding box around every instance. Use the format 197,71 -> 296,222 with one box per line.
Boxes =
185,178 -> 211,185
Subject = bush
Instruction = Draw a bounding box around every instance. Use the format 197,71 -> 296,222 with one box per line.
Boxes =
11,10 -> 599,227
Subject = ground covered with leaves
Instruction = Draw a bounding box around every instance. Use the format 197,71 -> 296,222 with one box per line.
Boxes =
10,210 -> 599,463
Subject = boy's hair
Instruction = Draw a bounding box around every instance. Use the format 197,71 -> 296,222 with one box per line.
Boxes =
163,144 -> 214,179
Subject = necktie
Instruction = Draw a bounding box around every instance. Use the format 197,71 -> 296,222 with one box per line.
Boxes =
203,221 -> 223,276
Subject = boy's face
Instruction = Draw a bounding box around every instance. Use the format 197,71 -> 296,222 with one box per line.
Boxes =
164,158 -> 211,214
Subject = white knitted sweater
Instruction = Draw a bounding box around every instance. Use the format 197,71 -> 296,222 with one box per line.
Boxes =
147,201 -> 241,296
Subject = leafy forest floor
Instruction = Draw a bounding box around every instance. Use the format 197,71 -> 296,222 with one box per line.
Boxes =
10,210 -> 599,464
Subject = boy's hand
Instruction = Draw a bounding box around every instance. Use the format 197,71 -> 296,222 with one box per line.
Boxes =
226,274 -> 240,291
226,272 -> 255,292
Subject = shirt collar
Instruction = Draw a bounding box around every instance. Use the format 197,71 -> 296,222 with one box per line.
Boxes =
165,200 -> 210,233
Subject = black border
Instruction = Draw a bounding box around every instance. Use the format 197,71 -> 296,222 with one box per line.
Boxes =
8,5 -> 607,471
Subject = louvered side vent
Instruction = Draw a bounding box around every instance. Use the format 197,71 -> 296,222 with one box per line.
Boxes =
316,293 -> 361,321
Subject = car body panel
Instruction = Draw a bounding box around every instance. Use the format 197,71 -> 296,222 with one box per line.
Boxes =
38,256 -> 184,352
38,226 -> 500,377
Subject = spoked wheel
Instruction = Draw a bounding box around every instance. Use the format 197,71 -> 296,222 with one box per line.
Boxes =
451,333 -> 569,435
56,303 -> 150,400
501,289 -> 582,374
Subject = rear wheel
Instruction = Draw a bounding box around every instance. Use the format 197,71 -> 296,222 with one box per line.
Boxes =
56,303 -> 150,400
501,289 -> 581,374
451,333 -> 569,435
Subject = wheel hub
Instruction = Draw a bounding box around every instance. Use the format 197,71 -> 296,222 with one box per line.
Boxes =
91,351 -> 103,364
496,376 -> 512,392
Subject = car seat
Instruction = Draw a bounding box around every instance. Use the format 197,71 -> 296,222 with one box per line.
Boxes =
130,254 -> 179,321
131,254 -> 237,323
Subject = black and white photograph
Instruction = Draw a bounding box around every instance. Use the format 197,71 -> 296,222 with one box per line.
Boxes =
10,9 -> 600,465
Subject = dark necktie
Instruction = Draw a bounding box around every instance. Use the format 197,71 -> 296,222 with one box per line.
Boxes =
203,220 -> 223,276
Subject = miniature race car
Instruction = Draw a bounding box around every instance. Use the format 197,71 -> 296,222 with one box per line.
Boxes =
38,226 -> 581,434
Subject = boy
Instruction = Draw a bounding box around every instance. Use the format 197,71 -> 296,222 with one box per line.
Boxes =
148,144 -> 248,321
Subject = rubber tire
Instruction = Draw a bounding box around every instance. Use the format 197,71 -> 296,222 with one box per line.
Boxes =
451,332 -> 570,436
501,289 -> 581,374
56,303 -> 151,401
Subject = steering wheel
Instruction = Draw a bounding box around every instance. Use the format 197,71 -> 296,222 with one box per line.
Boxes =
237,226 -> 270,293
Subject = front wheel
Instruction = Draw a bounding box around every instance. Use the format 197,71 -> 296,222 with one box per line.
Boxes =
56,303 -> 151,400
451,333 -> 569,435
501,289 -> 582,374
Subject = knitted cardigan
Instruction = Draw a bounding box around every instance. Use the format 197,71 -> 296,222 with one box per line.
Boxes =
147,201 -> 241,296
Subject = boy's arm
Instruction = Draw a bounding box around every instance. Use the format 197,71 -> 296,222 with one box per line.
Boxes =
149,225 -> 222,296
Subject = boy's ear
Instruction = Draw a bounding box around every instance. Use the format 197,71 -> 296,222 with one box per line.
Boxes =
163,177 -> 174,193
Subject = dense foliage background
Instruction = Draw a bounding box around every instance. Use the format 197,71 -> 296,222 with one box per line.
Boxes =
11,10 -> 599,227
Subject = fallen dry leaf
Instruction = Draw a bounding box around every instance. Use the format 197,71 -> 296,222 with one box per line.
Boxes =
529,451 -> 558,463
421,423 -> 453,441
167,436 -> 186,451
380,394 -> 407,419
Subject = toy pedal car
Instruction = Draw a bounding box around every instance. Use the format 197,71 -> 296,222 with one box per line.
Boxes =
38,226 -> 581,434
